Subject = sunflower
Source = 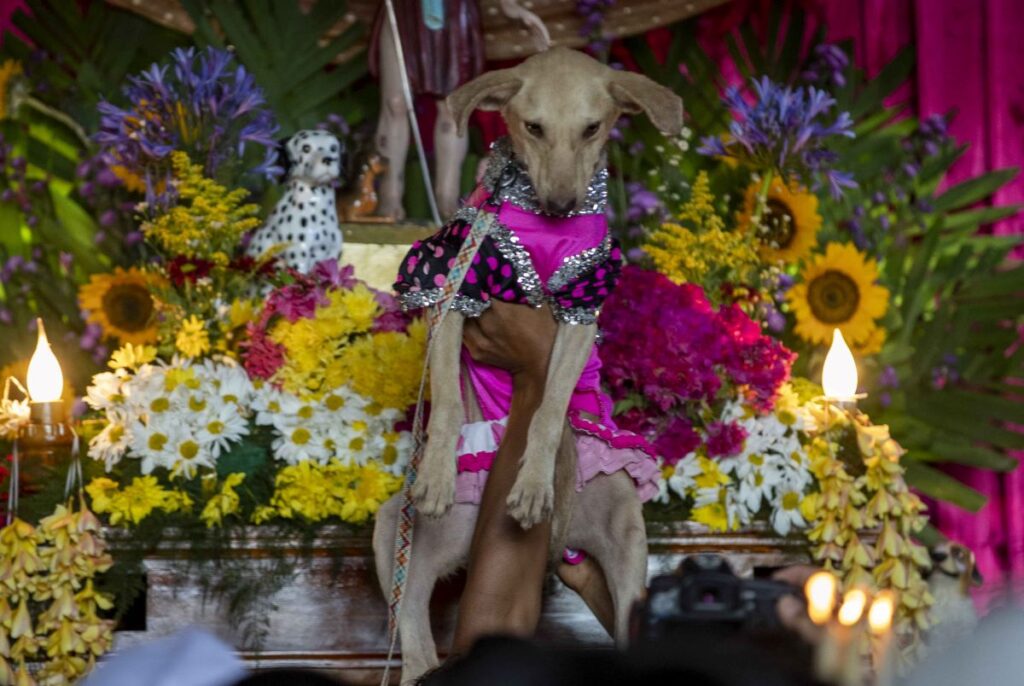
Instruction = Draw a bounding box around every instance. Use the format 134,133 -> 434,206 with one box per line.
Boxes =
79,267 -> 163,345
737,177 -> 821,263
788,243 -> 890,349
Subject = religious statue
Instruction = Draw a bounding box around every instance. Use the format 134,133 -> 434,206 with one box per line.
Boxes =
369,0 -> 549,221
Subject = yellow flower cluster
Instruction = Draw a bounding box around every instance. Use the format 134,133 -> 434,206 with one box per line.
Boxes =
326,320 -> 428,411
175,315 -> 211,359
801,405 -> 933,663
86,476 -> 192,527
0,505 -> 115,684
142,151 -> 260,265
251,460 -> 401,525
646,171 -> 760,290
271,285 -> 425,409
688,457 -> 735,532
200,473 -> 245,528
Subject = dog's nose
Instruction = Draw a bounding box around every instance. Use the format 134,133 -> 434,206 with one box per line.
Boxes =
322,156 -> 335,166
547,198 -> 577,215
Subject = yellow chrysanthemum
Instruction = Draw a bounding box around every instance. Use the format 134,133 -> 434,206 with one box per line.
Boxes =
200,473 -> 245,528
175,315 -> 210,359
787,243 -> 889,348
0,59 -> 23,120
79,267 -> 164,345
737,177 -> 821,263
108,343 -> 157,371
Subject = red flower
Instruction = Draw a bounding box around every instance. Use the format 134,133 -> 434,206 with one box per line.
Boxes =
167,255 -> 214,286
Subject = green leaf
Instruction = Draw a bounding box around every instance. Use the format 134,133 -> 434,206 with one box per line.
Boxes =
216,439 -> 272,479
903,460 -> 987,512
933,167 -> 1019,212
919,439 -> 1018,472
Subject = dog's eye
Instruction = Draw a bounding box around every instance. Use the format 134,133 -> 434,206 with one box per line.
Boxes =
582,122 -> 601,139
525,122 -> 544,138
302,144 -> 311,153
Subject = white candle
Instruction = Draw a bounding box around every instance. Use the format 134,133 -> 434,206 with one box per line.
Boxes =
868,591 -> 896,686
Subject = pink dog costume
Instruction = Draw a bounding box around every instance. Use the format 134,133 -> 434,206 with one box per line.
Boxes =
394,138 -> 660,511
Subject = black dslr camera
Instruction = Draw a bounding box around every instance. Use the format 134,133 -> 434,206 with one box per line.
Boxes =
631,554 -> 801,642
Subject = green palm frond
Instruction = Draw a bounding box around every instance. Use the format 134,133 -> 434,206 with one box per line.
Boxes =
4,0 -> 188,131
179,0 -> 371,136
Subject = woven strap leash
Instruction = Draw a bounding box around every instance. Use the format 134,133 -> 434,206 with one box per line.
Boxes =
381,209 -> 494,684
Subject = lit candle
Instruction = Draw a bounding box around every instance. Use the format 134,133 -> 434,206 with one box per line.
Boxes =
19,319 -> 73,469
822,328 -> 859,403
837,588 -> 868,686
868,591 -> 896,686
27,319 -> 65,407
806,571 -> 840,681
805,571 -> 838,625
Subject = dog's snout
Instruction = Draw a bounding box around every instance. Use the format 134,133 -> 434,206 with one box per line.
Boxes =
547,197 -> 577,215
322,156 -> 336,166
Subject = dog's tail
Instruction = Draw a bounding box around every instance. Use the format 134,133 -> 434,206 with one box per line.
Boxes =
549,419 -> 578,563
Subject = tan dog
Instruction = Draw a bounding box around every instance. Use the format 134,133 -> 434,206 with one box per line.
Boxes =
414,47 -> 682,528
373,48 -> 682,684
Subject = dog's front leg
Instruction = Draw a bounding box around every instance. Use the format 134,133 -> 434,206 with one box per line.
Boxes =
506,322 -> 595,529
412,313 -> 465,517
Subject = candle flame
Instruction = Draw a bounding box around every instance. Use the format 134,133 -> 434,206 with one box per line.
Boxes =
26,319 -> 64,403
868,590 -> 896,635
822,328 -> 858,401
805,572 -> 838,625
837,588 -> 867,627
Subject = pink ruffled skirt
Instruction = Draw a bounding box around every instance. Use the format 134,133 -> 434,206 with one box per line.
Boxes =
454,409 -> 660,505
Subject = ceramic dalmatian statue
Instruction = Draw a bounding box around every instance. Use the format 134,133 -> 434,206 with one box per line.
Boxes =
247,130 -> 343,273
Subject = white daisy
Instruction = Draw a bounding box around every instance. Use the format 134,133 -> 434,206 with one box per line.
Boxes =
196,402 -> 250,457
84,372 -> 124,411
126,418 -> 178,474
88,409 -> 132,469
770,489 -> 806,536
273,424 -> 331,464
166,429 -> 217,479
667,452 -> 701,499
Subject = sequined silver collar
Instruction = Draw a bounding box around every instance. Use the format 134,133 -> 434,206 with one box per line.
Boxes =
481,137 -> 608,217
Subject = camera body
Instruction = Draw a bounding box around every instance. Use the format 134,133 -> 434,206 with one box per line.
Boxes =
631,554 -> 800,642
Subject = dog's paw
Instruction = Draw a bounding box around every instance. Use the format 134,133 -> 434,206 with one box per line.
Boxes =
411,467 -> 455,518
506,475 -> 554,529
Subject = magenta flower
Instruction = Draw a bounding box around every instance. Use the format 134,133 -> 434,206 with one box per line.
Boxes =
599,266 -> 794,460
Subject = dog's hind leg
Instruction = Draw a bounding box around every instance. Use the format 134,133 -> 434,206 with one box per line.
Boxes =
374,495 -> 478,685
412,313 -> 465,517
569,471 -> 648,646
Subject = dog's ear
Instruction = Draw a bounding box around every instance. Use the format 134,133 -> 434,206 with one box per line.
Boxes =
607,71 -> 683,136
448,68 -> 523,136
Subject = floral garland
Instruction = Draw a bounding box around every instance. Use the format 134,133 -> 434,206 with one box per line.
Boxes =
0,503 -> 115,685
802,404 -> 933,663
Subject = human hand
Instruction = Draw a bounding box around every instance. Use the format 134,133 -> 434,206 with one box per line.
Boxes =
462,301 -> 555,391
498,0 -> 551,52
772,565 -> 827,646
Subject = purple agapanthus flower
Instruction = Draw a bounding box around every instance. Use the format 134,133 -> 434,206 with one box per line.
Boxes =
801,44 -> 850,88
698,77 -> 856,198
96,47 -> 282,204
575,0 -> 615,52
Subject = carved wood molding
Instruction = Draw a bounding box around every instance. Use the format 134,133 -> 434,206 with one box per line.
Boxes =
104,0 -> 731,62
